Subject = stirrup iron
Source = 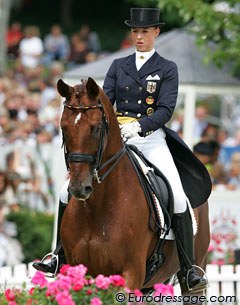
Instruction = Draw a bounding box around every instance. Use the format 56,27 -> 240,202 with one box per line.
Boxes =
186,265 -> 209,293
39,252 -> 59,278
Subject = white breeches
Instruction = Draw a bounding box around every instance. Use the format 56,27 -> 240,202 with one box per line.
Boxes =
60,129 -> 187,213
60,179 -> 70,204
127,129 -> 187,214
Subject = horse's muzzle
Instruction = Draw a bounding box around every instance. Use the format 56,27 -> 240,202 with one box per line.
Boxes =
69,184 -> 93,201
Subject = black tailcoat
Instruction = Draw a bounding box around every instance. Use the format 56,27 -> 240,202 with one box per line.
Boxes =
103,52 -> 212,207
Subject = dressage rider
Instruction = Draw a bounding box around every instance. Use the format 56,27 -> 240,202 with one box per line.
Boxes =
33,7 -> 211,293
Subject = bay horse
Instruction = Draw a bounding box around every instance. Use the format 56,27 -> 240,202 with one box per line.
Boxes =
58,77 -> 210,299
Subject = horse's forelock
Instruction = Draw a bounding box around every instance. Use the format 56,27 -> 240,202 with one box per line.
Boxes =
74,84 -> 84,92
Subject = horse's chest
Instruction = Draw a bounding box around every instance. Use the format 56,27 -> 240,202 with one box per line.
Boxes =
74,232 -> 123,274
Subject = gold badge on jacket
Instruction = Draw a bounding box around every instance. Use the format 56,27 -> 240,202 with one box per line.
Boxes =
146,96 -> 154,104
147,108 -> 154,116
147,81 -> 156,93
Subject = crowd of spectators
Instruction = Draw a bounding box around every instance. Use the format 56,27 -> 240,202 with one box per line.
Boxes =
6,22 -> 104,69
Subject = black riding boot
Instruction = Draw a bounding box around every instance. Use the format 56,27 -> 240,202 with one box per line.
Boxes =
172,208 -> 208,293
33,200 -> 67,275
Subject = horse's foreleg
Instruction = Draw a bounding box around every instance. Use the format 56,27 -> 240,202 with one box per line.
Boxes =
122,262 -> 146,290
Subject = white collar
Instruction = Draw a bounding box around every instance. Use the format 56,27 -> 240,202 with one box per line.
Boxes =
135,48 -> 155,61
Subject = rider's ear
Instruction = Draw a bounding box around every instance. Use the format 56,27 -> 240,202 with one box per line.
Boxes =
86,77 -> 99,100
57,79 -> 73,100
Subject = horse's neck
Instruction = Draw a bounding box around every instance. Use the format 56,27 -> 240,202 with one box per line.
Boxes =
104,113 -> 124,160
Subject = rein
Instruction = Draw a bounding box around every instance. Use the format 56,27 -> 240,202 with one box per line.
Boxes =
62,100 -> 126,183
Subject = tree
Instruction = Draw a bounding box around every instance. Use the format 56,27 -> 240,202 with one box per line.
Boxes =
127,0 -> 240,77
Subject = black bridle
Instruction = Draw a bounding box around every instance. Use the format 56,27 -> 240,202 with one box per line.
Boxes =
62,100 -> 126,183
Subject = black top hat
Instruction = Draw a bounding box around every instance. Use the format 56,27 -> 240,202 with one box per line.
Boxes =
125,8 -> 165,28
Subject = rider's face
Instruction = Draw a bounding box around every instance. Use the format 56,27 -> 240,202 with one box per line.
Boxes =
131,27 -> 160,52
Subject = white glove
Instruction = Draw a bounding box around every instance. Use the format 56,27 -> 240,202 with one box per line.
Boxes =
120,121 -> 142,140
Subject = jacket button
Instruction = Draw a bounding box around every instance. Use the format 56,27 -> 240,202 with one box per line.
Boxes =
138,100 -> 142,104
137,113 -> 141,117
139,87 -> 142,91
125,111 -> 128,115
125,86 -> 129,91
125,100 -> 128,103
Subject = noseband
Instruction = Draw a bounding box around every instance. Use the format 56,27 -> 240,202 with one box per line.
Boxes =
62,100 -> 125,183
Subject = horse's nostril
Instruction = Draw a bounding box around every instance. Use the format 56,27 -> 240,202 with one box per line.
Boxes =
85,186 -> 93,194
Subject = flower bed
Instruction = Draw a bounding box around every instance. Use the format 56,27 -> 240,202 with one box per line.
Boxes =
0,264 -> 173,305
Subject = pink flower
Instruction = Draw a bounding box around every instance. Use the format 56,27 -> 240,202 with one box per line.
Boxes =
153,283 -> 174,297
28,287 -> 35,295
133,289 -> 143,297
95,274 -> 111,290
8,302 -> 17,305
124,287 -> 131,293
46,281 -> 60,296
86,289 -> 93,295
109,275 -> 126,287
72,281 -> 85,291
31,271 -> 48,288
59,264 -> 70,275
90,297 -> 102,305
4,289 -> 15,301
56,274 -> 72,290
65,264 -> 87,279
88,278 -> 95,285
55,290 -> 75,305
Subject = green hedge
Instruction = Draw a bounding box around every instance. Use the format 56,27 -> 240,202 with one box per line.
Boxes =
6,208 -> 54,263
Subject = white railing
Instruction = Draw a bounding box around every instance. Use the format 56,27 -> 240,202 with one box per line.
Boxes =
0,263 -> 35,289
1,264 -> 240,304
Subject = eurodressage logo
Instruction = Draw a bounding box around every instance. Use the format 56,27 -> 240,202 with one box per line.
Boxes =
115,292 -> 208,304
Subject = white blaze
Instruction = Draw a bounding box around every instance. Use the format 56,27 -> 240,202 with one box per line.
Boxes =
74,113 -> 82,125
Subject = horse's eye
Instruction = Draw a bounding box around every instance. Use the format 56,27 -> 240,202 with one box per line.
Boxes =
93,124 -> 102,136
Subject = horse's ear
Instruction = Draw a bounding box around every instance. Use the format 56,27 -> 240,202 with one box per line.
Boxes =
57,79 -> 73,99
86,77 -> 99,99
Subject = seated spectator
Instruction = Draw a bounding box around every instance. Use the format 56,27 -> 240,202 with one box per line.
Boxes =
48,61 -> 64,79
219,128 -> 240,168
227,152 -> 240,190
222,127 -> 240,147
193,105 -> 209,142
6,22 -> 23,59
193,141 -> 215,172
201,124 -> 219,142
208,140 -> 221,164
0,171 -> 15,212
0,109 -> 11,144
18,25 -> 44,69
210,162 -> 229,190
42,24 -> 70,65
170,108 -> 184,136
38,78 -> 57,109
79,24 -> 101,54
0,202 -> 24,266
67,34 -> 89,68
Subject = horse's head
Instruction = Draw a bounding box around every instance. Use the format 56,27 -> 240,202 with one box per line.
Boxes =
58,77 -> 109,201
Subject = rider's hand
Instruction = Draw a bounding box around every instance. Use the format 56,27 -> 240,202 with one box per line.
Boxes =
120,121 -> 142,140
